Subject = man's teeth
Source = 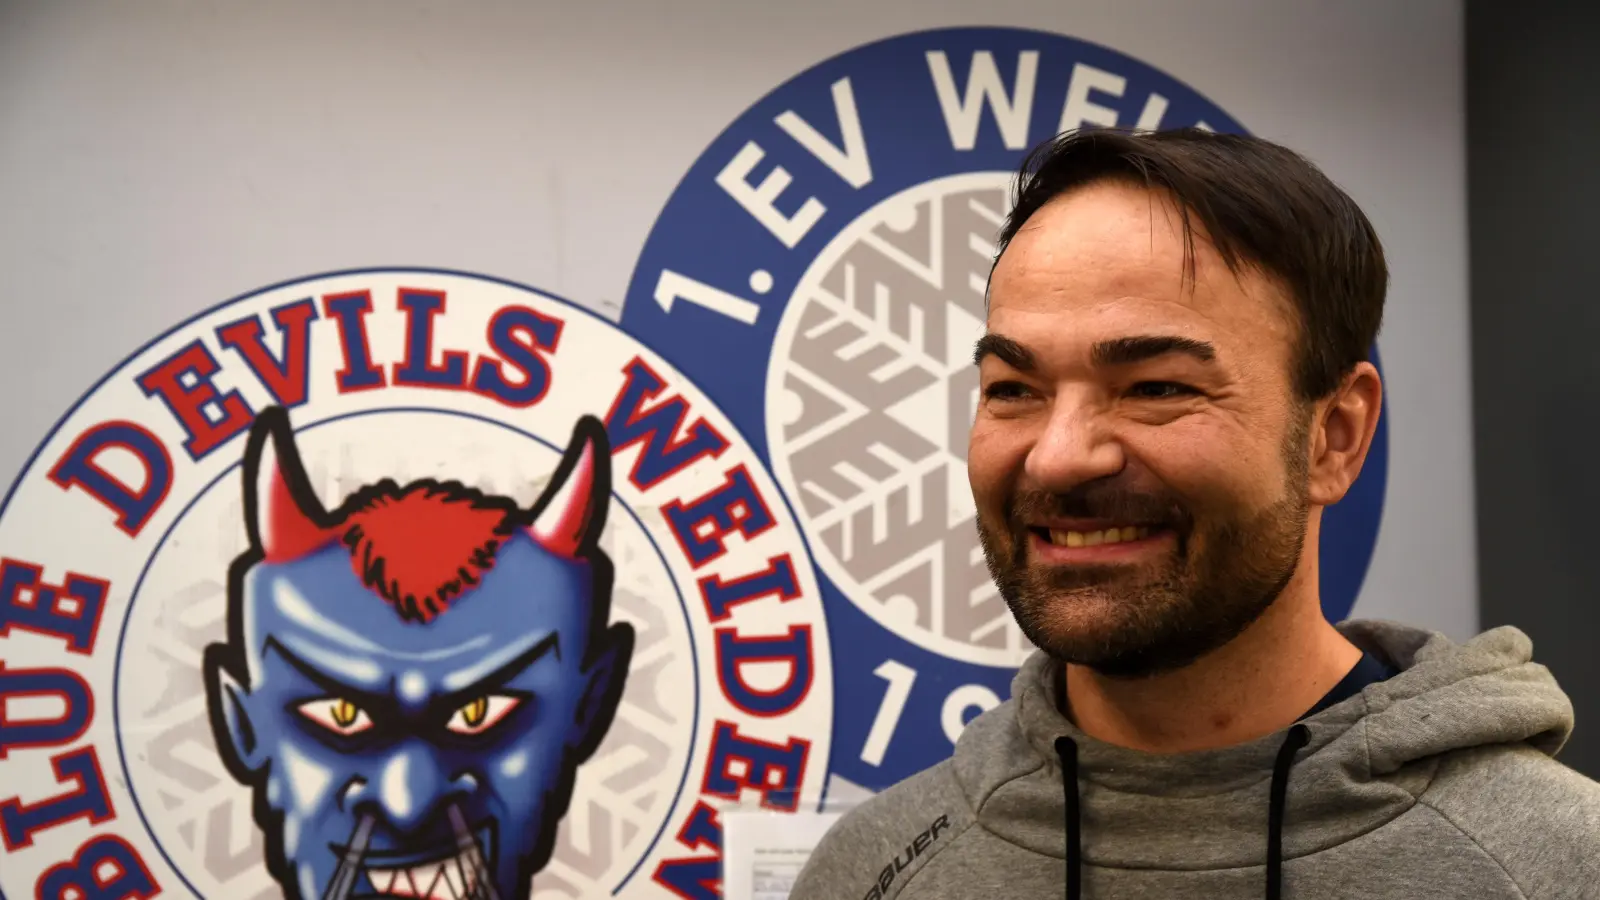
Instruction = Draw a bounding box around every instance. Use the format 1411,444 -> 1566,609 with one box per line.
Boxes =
367,853 -> 475,899
1046,525 -> 1151,547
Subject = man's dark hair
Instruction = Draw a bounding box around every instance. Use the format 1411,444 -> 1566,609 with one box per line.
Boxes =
994,127 -> 1387,401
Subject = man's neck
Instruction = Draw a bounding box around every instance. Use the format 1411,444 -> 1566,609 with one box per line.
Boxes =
1060,570 -> 1362,754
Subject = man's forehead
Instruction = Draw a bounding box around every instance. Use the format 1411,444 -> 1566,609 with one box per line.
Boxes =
990,182 -> 1293,347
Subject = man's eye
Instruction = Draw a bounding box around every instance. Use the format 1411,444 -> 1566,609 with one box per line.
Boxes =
445,695 -> 522,736
983,381 -> 1034,402
1128,382 -> 1198,399
297,697 -> 374,736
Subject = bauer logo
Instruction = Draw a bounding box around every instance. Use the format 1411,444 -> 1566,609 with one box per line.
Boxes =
620,27 -> 1389,795
0,269 -> 832,900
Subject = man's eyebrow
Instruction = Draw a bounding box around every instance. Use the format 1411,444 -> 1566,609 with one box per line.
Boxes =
972,333 -> 1037,370
441,631 -> 561,702
1091,335 -> 1217,367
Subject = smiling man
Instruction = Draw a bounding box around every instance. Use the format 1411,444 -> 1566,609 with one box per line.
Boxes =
791,128 -> 1600,899
204,408 -> 632,900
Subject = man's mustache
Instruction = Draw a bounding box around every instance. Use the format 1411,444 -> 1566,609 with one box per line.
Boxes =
1005,483 -> 1192,531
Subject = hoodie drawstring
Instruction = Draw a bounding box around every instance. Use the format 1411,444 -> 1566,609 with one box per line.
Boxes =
1053,736 -> 1082,900
1266,724 -> 1311,900
1054,724 -> 1311,900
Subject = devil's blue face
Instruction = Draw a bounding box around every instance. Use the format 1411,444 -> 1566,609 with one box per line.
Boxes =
209,532 -> 625,900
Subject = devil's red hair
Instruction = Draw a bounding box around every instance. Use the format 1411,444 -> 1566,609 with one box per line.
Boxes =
338,482 -> 515,623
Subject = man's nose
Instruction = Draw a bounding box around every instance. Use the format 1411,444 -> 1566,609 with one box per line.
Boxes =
1023,394 -> 1126,491
365,741 -> 476,833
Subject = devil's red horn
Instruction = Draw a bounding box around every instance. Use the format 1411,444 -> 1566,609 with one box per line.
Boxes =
248,410 -> 337,561
529,419 -> 608,557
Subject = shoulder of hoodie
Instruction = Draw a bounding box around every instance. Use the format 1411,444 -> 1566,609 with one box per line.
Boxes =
1415,742 -> 1600,896
787,761 -> 975,900
788,699 -> 1034,900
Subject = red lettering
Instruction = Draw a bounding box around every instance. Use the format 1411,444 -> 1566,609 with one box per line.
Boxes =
664,465 -> 777,569
700,720 -> 809,811
0,560 -> 109,655
604,357 -> 729,491
36,834 -> 161,900
323,290 -> 387,392
716,625 -> 814,717
651,801 -> 722,900
215,297 -> 320,408
134,341 -> 254,460
393,288 -> 469,389
46,422 -> 173,537
469,305 -> 563,407
0,746 -> 115,850
698,554 -> 801,621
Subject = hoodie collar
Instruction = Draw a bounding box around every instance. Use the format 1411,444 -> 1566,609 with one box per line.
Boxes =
1013,646 -> 1351,796
954,620 -> 1573,869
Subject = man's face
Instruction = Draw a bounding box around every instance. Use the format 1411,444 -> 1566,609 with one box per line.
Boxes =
972,179 -> 1314,678
212,534 -> 623,900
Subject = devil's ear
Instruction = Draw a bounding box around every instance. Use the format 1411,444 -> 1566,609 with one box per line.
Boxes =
571,623 -> 634,763
204,649 -> 266,779
528,415 -> 611,557
241,407 -> 336,561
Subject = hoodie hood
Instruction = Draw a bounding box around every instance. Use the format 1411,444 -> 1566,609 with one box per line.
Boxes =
951,619 -> 1575,872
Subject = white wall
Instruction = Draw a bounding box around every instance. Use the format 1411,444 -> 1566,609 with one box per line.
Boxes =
0,0 -> 1473,638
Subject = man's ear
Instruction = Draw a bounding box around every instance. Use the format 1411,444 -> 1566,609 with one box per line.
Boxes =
571,623 -> 635,763
1308,361 -> 1383,507
203,647 -> 266,781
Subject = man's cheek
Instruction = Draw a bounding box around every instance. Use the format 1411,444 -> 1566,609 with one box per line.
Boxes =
1137,427 -> 1275,505
965,467 -> 1010,533
964,426 -> 1010,494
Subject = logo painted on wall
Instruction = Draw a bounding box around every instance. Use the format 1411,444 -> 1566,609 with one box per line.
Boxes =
620,26 -> 1389,799
0,270 -> 832,900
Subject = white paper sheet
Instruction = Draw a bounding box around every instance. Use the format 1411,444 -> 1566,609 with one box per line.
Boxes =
722,810 -> 842,900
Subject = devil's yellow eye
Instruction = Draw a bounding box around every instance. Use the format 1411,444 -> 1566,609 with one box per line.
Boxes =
297,697 -> 374,736
446,695 -> 521,735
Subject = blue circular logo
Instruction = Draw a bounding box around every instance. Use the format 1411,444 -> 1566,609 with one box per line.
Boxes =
622,26 -> 1387,794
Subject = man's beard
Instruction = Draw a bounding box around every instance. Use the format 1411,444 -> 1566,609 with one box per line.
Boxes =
978,425 -> 1311,679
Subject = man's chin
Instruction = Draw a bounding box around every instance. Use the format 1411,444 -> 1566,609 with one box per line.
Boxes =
1005,588 -> 1197,675
1014,587 -> 1278,679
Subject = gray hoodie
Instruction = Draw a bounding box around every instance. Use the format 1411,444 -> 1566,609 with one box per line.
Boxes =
790,621 -> 1600,899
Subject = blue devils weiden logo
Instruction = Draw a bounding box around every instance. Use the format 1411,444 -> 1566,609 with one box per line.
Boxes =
0,270 -> 832,900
